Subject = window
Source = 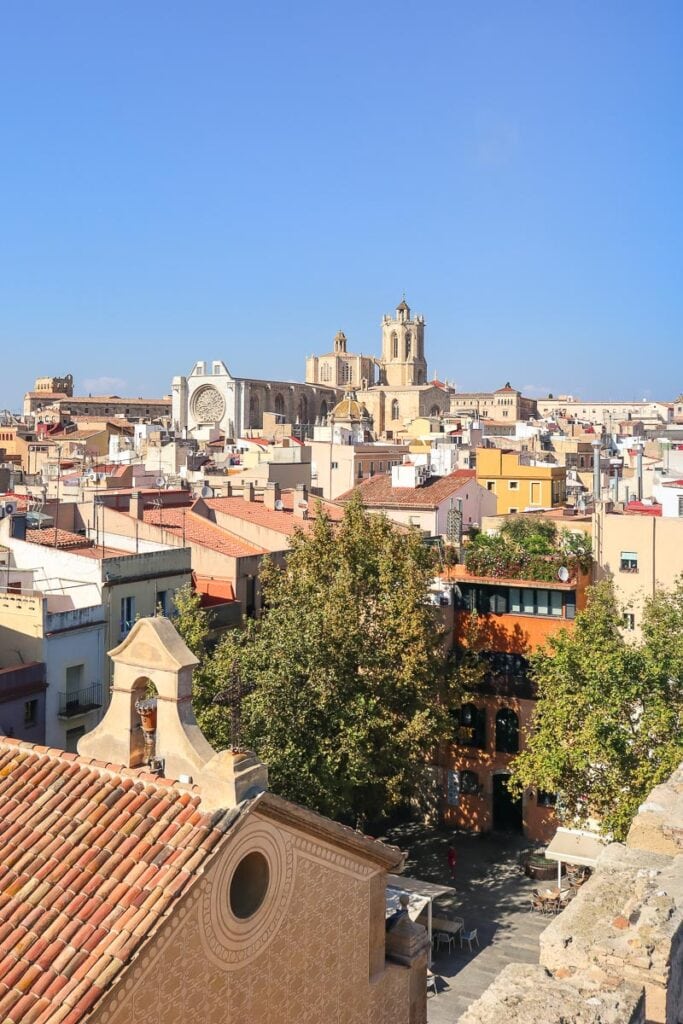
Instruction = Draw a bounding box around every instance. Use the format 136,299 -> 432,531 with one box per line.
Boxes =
120,596 -> 136,638
495,708 -> 519,753
509,507 -> 518,514
620,551 -> 638,572
357,463 -> 363,479
487,481 -> 495,491
678,495 -> 683,517
460,770 -> 480,795
369,462 -> 375,476
391,399 -> 400,420
508,481 -> 519,490
331,461 -> 338,469
623,612 -> 635,631
229,852 -> 270,919
391,333 -> 398,359
537,790 -> 557,807
24,700 -> 38,727
456,704 -> 486,749
157,590 -> 170,616
405,332 -> 412,357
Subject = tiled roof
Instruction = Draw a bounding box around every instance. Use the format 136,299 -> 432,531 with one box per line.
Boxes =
204,491 -> 345,536
0,738 -> 234,1024
337,470 -> 477,509
25,531 -> 129,559
141,506 -> 266,558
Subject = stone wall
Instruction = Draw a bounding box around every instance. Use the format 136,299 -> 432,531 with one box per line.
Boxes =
460,765 -> 683,1024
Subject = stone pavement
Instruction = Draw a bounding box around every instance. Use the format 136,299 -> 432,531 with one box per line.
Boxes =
381,824 -> 551,1022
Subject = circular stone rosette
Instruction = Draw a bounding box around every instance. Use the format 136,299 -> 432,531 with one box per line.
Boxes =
191,385 -> 226,424
199,823 -> 294,969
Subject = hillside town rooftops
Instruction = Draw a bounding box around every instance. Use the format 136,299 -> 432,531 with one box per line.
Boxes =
337,469 -> 476,509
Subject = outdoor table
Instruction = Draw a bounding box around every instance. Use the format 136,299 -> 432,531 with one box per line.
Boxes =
431,915 -> 464,936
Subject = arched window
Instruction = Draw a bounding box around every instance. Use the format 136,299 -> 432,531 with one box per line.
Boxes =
417,370 -> 424,384
320,363 -> 331,383
391,333 -> 398,359
495,708 -> 519,753
430,404 -> 441,417
340,361 -> 352,384
249,394 -> 260,428
391,398 -> 400,421
298,395 -> 308,424
274,393 -> 285,418
457,703 -> 486,749
405,332 -> 412,358
320,399 -> 328,420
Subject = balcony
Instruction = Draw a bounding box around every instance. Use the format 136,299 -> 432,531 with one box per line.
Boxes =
58,682 -> 103,718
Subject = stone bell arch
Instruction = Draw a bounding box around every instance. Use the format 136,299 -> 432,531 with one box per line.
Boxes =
78,616 -> 267,811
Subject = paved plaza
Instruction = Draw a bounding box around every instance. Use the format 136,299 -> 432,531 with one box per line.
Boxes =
382,824 -> 551,1022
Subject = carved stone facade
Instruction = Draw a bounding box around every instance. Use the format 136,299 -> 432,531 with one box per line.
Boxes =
172,360 -> 338,440
306,331 -> 376,391
90,809 -> 417,1024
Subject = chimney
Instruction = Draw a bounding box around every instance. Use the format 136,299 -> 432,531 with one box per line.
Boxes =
223,480 -> 233,497
130,491 -> 145,520
636,442 -> 643,501
264,482 -> 282,510
294,483 -> 309,519
243,482 -> 255,502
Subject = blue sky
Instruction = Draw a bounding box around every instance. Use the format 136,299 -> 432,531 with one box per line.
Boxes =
1,1 -> 682,409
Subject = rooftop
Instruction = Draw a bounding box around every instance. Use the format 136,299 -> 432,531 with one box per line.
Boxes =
337,469 -> 476,509
0,737 -> 232,1024
204,491 -> 345,536
141,505 -> 266,558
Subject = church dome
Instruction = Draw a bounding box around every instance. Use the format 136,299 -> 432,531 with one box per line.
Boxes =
331,390 -> 372,424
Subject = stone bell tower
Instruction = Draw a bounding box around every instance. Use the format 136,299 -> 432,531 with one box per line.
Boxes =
380,298 -> 428,387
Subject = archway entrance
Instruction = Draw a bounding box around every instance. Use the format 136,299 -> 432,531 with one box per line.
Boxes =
492,774 -> 522,832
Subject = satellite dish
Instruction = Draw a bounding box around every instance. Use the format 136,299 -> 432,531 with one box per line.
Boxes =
274,498 -> 284,511
156,475 -> 167,489
86,468 -> 96,480
558,566 -> 570,582
200,485 -> 214,498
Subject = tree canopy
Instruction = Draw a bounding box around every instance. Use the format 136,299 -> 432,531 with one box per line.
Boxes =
188,493 -> 454,825
509,578 -> 683,840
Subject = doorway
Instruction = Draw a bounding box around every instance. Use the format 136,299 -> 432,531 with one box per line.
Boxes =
492,773 -> 522,832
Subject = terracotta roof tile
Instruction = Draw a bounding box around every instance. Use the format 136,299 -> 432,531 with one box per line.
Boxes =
337,468 -> 478,508
140,505 -> 266,558
0,739 -> 236,1024
204,490 -> 345,538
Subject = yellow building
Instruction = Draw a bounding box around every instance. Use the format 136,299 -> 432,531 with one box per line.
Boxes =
475,447 -> 567,514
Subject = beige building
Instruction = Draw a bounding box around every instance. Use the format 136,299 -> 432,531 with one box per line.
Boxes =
593,501 -> 683,636
306,330 -> 376,390
537,396 -> 672,427
24,387 -> 172,422
450,384 -> 538,422
0,616 -> 428,1024
309,441 -> 406,499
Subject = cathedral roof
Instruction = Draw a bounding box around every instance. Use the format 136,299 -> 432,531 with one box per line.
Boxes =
332,393 -> 371,422
396,299 -> 410,312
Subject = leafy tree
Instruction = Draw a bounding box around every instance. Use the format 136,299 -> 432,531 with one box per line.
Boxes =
509,580 -> 683,840
172,584 -> 210,657
192,493 -> 455,825
465,515 -> 592,580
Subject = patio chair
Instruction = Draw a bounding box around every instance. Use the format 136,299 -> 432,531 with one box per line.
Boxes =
460,928 -> 479,952
434,931 -> 455,954
528,893 -> 545,913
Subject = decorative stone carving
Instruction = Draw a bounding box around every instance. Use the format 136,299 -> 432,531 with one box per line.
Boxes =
192,385 -> 226,423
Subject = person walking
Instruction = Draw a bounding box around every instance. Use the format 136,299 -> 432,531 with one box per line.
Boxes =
447,844 -> 457,879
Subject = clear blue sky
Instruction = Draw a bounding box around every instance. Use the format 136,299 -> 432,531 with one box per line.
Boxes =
1,1 -> 682,409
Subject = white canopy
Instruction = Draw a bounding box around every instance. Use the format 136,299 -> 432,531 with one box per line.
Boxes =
544,827 -> 605,868
385,874 -> 457,966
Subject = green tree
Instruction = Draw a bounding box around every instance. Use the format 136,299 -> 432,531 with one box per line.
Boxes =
509,580 -> 683,840
193,493 -> 454,824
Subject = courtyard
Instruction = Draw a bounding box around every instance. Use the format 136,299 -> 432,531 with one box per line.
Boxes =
382,824 -> 551,1022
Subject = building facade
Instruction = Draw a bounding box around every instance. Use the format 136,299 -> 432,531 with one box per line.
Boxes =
450,384 -> 538,422
475,447 -> 567,513
305,330 -> 376,390
172,360 -> 338,440
438,563 -> 590,842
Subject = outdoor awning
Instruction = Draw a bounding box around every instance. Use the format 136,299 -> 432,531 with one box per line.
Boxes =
544,827 -> 605,868
385,874 -> 455,922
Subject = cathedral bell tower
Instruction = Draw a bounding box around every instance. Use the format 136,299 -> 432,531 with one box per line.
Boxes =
380,298 -> 428,387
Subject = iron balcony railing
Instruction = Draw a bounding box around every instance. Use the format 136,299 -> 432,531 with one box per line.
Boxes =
58,682 -> 103,717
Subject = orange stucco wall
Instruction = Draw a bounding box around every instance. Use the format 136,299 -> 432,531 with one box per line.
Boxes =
439,572 -> 589,843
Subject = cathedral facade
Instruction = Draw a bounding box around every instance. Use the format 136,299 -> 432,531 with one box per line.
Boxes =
171,361 -> 338,440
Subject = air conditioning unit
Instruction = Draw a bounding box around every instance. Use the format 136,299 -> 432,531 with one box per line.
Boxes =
1,501 -> 17,517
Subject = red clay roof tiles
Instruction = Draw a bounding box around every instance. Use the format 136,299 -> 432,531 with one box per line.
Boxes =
0,738 -> 234,1024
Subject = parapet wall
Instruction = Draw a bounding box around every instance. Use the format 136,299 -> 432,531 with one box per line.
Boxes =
460,765 -> 683,1024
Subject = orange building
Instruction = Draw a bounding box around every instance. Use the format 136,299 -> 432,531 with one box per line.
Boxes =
438,563 -> 590,843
